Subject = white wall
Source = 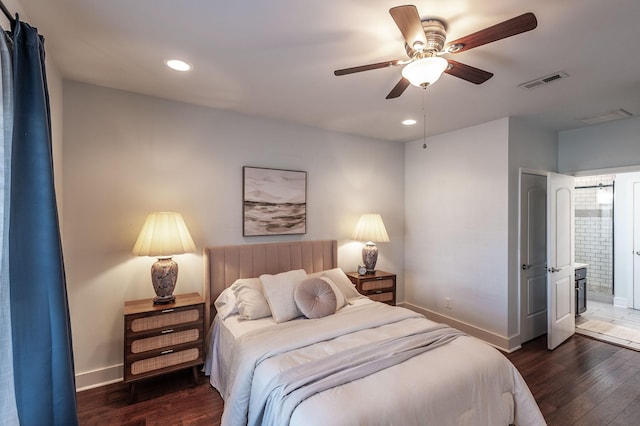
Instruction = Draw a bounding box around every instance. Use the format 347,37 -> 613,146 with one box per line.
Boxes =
62,81 -> 405,389
558,116 -> 640,174
404,117 -> 556,350
405,118 -> 510,340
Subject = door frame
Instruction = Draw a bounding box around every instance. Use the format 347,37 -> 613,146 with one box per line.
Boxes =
633,181 -> 640,309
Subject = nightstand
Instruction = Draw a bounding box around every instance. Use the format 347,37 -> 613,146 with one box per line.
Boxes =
346,271 -> 396,305
123,292 -> 205,402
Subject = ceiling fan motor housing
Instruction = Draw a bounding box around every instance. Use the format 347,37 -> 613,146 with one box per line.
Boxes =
405,19 -> 446,57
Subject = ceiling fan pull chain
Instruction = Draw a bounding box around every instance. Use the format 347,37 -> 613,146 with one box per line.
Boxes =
422,87 -> 427,149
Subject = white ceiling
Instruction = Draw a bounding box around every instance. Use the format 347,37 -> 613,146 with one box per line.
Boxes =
14,0 -> 640,142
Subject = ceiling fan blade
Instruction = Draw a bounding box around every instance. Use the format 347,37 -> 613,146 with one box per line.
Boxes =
386,78 -> 411,99
389,5 -> 427,50
446,12 -> 537,54
334,60 -> 401,76
444,60 -> 493,84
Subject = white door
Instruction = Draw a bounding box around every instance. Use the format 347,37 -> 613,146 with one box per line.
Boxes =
634,182 -> 640,308
547,172 -> 575,350
520,173 -> 547,343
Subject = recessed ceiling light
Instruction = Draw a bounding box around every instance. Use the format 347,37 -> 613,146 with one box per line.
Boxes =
402,119 -> 417,126
165,59 -> 192,72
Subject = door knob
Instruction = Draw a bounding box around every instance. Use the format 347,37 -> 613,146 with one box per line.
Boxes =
636,251 -> 640,255
548,267 -> 561,273
522,264 -> 533,270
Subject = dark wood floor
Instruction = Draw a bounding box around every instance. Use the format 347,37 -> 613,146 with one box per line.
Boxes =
76,370 -> 223,425
505,334 -> 640,425
77,334 -> 640,425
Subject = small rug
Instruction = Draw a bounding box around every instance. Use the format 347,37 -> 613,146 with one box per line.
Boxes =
577,319 -> 640,344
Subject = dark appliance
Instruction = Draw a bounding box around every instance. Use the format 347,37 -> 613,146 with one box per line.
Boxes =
575,267 -> 587,315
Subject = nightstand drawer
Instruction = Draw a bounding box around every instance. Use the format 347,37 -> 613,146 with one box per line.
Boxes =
361,278 -> 394,292
346,271 -> 396,306
129,306 -> 202,333
131,328 -> 201,354
130,347 -> 201,376
368,292 -> 394,303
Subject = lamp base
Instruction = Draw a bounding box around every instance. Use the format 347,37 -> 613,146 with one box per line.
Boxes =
151,257 -> 178,303
153,295 -> 176,305
362,242 -> 378,274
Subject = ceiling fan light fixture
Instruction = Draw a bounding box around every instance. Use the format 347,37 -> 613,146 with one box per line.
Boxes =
402,56 -> 448,87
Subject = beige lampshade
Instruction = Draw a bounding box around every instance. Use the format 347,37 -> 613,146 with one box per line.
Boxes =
352,213 -> 390,243
132,212 -> 196,257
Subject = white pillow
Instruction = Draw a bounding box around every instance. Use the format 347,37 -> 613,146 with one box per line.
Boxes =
214,287 -> 239,320
260,269 -> 307,323
230,278 -> 271,320
308,268 -> 361,300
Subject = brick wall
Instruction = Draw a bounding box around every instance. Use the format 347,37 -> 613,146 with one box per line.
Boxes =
575,175 -> 614,299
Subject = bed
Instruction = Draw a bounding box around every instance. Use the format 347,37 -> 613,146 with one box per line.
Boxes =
203,240 -> 544,426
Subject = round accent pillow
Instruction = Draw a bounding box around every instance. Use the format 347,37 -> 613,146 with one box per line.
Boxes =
294,278 -> 337,319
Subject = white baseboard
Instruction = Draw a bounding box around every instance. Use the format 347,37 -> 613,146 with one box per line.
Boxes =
75,364 -> 123,392
613,297 -> 628,308
398,302 -> 520,353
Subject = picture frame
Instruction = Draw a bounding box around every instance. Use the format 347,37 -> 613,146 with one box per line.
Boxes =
243,166 -> 307,236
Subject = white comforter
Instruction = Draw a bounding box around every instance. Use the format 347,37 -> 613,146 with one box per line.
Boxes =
208,301 -> 545,426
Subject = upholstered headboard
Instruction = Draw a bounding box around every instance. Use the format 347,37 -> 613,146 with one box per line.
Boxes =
203,240 -> 338,325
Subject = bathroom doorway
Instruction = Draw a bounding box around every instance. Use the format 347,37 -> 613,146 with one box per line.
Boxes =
575,172 -> 640,349
574,175 -> 614,304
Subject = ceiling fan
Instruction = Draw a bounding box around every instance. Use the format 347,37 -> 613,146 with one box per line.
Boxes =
334,5 -> 537,99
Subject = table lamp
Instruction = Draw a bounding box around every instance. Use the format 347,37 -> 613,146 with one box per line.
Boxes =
132,212 -> 196,304
352,213 -> 390,273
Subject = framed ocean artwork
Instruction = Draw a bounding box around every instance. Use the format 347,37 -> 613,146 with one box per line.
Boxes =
242,166 -> 307,236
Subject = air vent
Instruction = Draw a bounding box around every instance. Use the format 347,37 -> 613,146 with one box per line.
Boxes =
579,109 -> 633,125
518,71 -> 569,90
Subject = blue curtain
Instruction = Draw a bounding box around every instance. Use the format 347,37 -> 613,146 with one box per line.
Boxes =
9,18 -> 78,425
0,23 -> 19,424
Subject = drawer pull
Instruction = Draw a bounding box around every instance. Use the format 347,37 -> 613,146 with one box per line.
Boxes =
161,329 -> 174,334
375,290 -> 383,294
160,349 -> 174,355
161,309 -> 175,313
